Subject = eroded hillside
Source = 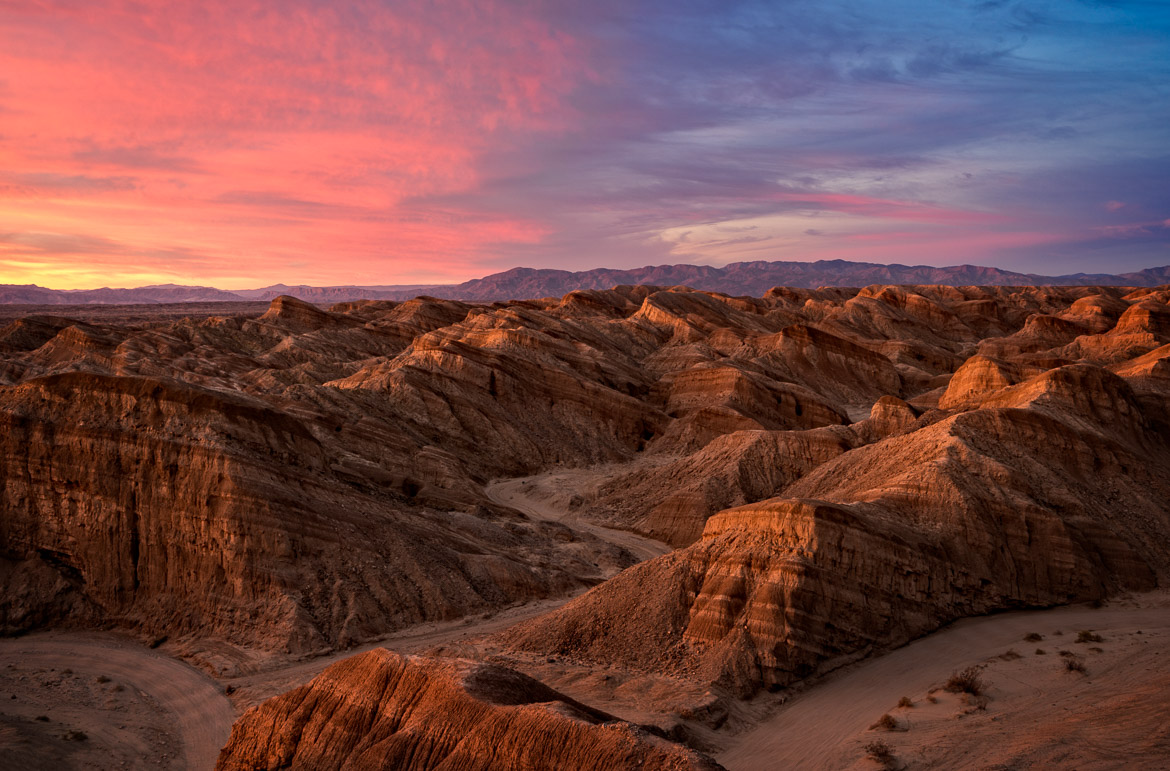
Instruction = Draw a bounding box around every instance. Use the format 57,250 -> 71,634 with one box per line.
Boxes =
2,282 -> 1168,768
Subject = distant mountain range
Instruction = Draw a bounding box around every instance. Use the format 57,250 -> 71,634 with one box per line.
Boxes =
4,260 -> 1168,305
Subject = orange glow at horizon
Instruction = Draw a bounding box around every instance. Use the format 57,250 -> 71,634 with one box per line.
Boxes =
0,0 -> 586,289
5,0 -> 1164,289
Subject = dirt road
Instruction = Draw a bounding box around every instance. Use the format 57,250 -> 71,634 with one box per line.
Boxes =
0,632 -> 234,770
486,475 -> 671,562
226,475 -> 670,710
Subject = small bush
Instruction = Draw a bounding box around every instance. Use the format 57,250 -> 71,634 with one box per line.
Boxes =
35,715 -> 49,722
1089,646 -> 1104,654
96,675 -> 110,684
897,696 -> 914,708
1059,650 -> 1075,658
870,713 -> 899,731
926,694 -> 938,704
944,666 -> 985,696
962,693 -> 990,711
999,649 -> 1023,661
1023,632 -> 1044,642
864,740 -> 897,768
1035,648 -> 1046,655
62,729 -> 88,742
1076,630 -> 1104,644
1064,657 -> 1087,674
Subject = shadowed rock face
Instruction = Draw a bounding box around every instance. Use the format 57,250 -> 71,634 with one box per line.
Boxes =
216,649 -> 724,771
0,372 -> 614,654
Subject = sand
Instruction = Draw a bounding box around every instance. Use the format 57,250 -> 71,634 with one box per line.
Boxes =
0,632 -> 233,770
718,591 -> 1170,770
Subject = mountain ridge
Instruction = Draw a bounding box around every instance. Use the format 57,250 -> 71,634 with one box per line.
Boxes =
3,259 -> 1168,305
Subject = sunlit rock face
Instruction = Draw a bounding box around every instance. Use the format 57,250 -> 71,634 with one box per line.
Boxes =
216,649 -> 725,771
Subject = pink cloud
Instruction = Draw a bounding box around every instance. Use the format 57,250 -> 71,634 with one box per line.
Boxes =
0,0 -> 595,288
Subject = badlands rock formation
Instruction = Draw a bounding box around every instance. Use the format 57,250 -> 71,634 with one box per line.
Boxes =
217,649 -> 722,770
2,281 -> 1169,765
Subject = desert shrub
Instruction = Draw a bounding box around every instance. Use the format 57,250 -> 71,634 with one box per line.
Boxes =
864,740 -> 897,768
1064,657 -> 1087,674
96,675 -> 110,684
897,696 -> 913,708
1023,632 -> 1044,642
944,666 -> 985,696
1035,648 -> 1046,655
1076,630 -> 1103,644
62,729 -> 88,742
34,715 -> 49,722
870,713 -> 899,731
999,649 -> 1023,661
1089,646 -> 1104,654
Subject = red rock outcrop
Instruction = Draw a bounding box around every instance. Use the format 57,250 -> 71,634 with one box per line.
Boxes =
0,371 -> 624,656
937,354 -> 1037,408
216,649 -> 723,771
590,426 -> 855,546
502,359 -> 1170,697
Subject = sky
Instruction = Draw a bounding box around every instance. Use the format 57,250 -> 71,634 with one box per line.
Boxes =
1,0 -> 1168,289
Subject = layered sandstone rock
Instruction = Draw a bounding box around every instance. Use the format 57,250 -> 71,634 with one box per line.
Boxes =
503,360 -> 1170,697
216,649 -> 723,771
590,427 -> 855,546
4,282 -> 1170,701
0,372 -> 624,655
937,354 -> 1036,408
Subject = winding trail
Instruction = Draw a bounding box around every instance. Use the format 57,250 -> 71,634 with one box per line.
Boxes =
0,632 -> 234,771
485,474 -> 671,562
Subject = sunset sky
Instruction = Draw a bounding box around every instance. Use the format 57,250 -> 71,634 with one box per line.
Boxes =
2,0 -> 1168,289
